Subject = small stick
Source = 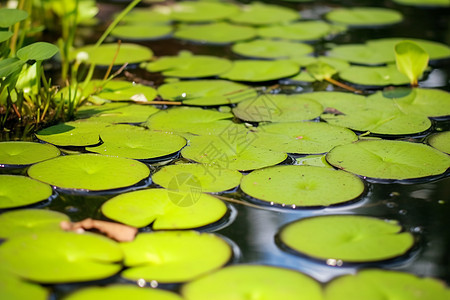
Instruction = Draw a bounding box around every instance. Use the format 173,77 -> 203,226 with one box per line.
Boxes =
60,218 -> 137,242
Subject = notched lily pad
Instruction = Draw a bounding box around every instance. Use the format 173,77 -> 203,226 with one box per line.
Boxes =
232,39 -> 313,60
219,60 -> 299,82
325,7 -> 403,27
257,21 -> 332,41
170,1 -> 239,22
229,2 -> 300,25
111,23 -> 172,41
0,141 -> 60,166
0,269 -> 49,300
428,131 -> 450,155
0,176 -> 53,209
338,64 -> 410,87
76,102 -> 160,124
278,215 -> 415,264
85,80 -> 157,102
72,43 -> 153,66
120,231 -> 233,283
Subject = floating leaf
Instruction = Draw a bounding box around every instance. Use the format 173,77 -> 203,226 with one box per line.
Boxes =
120,7 -> 172,24
395,41 -> 429,86
153,163 -> 242,193
120,231 -> 232,283
16,42 -> 59,61
28,154 -> 150,191
64,285 -> 183,300
157,80 -> 257,106
0,209 -> 68,238
241,165 -> 364,207
102,188 -> 227,229
339,64 -> 410,87
170,1 -> 239,22
306,61 -> 338,81
428,131 -> 450,154
182,265 -> 323,300
181,135 -> 287,171
175,22 -> 256,44
0,270 -> 49,300
145,53 -> 232,78
257,21 -> 332,41
296,154 -> 332,168
0,176 -> 53,209
0,231 -> 123,283
219,60 -> 299,82
72,43 -> 153,66
325,7 -> 403,27
86,124 -> 186,160
85,80 -> 157,102
0,8 -> 28,28
324,269 -> 450,300
76,102 -> 160,124
251,122 -> 358,154
289,57 -> 350,82
232,94 -> 323,123
278,215 -> 415,263
393,0 -> 450,7
0,141 -> 60,166
111,24 -> 172,40
229,2 -> 300,25
232,39 -> 313,59
0,31 -> 13,43
326,140 -> 450,182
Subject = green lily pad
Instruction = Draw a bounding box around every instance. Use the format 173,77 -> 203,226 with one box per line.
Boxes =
86,124 -> 186,160
182,265 -> 322,300
326,140 -> 450,182
76,102 -> 160,124
428,131 -> 450,154
278,215 -> 415,263
0,176 -> 53,209
339,64 -> 410,87
232,39 -> 313,59
85,80 -> 157,102
219,60 -> 299,82
0,270 -> 49,300
0,141 -> 60,166
157,80 -> 257,106
229,2 -> 300,25
181,135 -> 287,171
288,57 -> 350,82
28,154 -> 150,191
257,21 -> 332,41
232,94 -> 323,122
64,285 -> 183,300
393,0 -> 449,7
250,122 -> 358,154
241,165 -> 364,207
324,269 -> 450,300
170,1 -> 239,22
0,231 -> 123,283
120,231 -> 232,283
35,121 -> 108,147
174,22 -> 256,44
0,209 -> 68,238
395,41 -> 429,86
101,188 -> 227,229
72,43 -> 153,66
325,7 -> 403,27
153,163 -> 242,193
111,23 -> 172,40
296,154 -> 333,168
0,8 -> 28,28
371,38 -> 450,61
145,53 -> 232,78
120,7 -> 172,24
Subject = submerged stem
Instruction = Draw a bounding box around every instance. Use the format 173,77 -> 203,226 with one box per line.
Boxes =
326,77 -> 363,94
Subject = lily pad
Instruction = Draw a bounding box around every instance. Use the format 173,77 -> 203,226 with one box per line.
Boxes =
145,53 -> 232,78
174,22 -> 256,44
157,80 -> 257,106
232,94 -> 323,122
0,141 -> 60,166
219,60 -> 299,82
278,215 -> 415,263
0,270 -> 49,300
85,80 -> 157,102
288,57 -> 350,82
229,2 -> 300,25
0,209 -> 68,238
325,7 -> 403,27
326,140 -> 450,182
339,64 -> 410,87
251,122 -> 358,154
35,121 -> 108,147
120,7 -> 172,24
0,176 -> 53,209
111,23 -> 172,40
257,21 -> 332,41
296,154 -> 333,168
428,131 -> 450,154
232,39 -> 313,59
76,102 -> 160,124
102,188 -> 227,229
153,163 -> 242,193
0,231 -> 123,283
170,1 -> 239,22
120,231 -> 232,283
72,43 -> 153,66
241,165 -> 364,207
28,154 -> 150,191
393,0 -> 450,7
182,265 -> 323,300
64,285 -> 183,300
371,38 -> 450,61
324,269 -> 450,300
86,124 -> 186,160
181,135 -> 287,171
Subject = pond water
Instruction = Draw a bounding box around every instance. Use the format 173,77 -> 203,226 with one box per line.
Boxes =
0,0 -> 449,299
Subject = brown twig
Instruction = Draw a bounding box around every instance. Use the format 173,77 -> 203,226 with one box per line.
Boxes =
326,77 -> 363,94
60,218 -> 137,242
